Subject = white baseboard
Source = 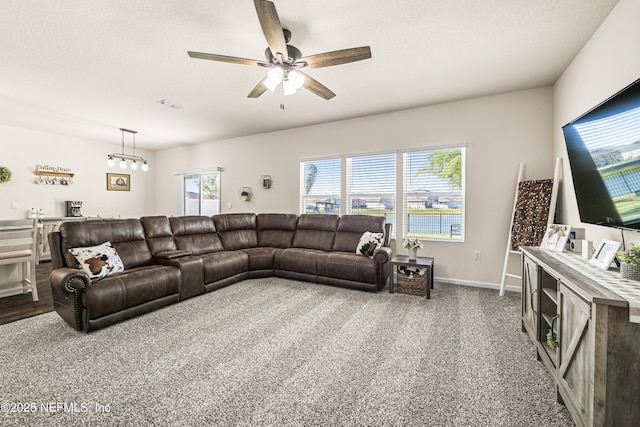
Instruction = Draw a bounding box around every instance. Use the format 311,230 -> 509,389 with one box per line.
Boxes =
0,282 -> 29,298
435,276 -> 521,293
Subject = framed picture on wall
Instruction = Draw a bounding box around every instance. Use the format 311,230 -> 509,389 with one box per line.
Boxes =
589,239 -> 621,269
107,173 -> 130,191
540,224 -> 572,251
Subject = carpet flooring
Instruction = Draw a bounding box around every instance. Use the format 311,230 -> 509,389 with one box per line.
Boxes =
0,278 -> 574,426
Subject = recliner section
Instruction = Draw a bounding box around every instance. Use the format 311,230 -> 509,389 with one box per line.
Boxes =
49,213 -> 392,332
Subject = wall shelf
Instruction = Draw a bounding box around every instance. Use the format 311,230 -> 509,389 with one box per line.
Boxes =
35,170 -> 74,178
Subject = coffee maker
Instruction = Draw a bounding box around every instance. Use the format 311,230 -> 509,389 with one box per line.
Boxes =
65,201 -> 83,217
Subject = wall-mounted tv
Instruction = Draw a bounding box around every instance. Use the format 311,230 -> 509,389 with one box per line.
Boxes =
562,77 -> 640,230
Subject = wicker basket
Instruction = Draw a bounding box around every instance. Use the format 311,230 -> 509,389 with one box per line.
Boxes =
397,274 -> 426,296
621,263 -> 640,281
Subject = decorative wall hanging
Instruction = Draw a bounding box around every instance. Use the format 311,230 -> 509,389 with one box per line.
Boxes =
260,175 -> 272,189
239,187 -> 252,201
35,164 -> 74,185
106,173 -> 130,191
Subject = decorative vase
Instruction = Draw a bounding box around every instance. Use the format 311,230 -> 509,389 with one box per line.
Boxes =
620,263 -> 640,281
409,248 -> 418,261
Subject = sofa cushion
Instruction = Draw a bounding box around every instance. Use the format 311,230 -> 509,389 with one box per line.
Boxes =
82,265 -> 181,320
333,215 -> 386,253
355,232 -> 385,258
60,219 -> 153,270
213,213 -> 257,250
170,216 -> 223,255
274,248 -> 321,276
243,247 -> 277,271
68,241 -> 124,279
317,252 -> 378,284
292,214 -> 339,251
201,251 -> 249,284
257,213 -> 298,248
141,216 -> 177,255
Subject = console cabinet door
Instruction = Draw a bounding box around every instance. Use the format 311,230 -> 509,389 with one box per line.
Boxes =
557,282 -> 593,427
521,254 -> 539,341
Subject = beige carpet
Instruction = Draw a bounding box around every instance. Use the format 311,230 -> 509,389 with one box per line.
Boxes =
0,278 -> 574,426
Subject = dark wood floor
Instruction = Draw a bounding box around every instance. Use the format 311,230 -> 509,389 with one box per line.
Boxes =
0,261 -> 54,326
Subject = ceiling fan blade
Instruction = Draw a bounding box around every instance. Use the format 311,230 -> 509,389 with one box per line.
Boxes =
247,80 -> 268,98
299,72 -> 336,100
299,46 -> 372,69
188,51 -> 265,67
253,0 -> 288,61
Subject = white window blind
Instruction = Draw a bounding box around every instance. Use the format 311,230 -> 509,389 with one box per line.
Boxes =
300,158 -> 341,214
346,152 -> 396,230
403,147 -> 465,241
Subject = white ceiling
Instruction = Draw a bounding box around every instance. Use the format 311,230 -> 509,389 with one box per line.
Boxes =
0,0 -> 619,151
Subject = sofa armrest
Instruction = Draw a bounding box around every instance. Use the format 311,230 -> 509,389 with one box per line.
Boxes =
156,256 -> 204,299
49,267 -> 91,331
49,267 -> 91,293
372,246 -> 392,264
154,249 -> 193,260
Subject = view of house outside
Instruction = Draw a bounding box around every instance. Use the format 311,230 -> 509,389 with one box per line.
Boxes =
301,147 -> 465,241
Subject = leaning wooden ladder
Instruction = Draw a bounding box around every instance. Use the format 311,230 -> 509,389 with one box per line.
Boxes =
499,159 -> 561,296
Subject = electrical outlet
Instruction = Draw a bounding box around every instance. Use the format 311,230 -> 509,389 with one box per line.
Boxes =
11,201 -> 19,209
226,202 -> 232,209
474,250 -> 481,260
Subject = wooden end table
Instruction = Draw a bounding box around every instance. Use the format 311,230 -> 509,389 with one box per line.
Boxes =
389,255 -> 435,299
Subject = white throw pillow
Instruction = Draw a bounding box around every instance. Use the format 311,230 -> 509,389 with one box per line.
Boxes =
356,232 -> 384,258
69,241 -> 124,279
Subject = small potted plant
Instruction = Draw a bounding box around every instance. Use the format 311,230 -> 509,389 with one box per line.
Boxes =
618,243 -> 640,280
546,329 -> 557,349
403,238 -> 423,260
0,166 -> 11,184
240,188 -> 251,201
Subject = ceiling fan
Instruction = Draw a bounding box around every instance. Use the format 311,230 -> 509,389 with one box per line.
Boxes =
187,0 -> 372,100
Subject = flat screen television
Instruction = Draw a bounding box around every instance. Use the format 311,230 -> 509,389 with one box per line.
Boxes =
562,77 -> 640,230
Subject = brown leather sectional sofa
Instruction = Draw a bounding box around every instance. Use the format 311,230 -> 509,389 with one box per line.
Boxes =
48,213 -> 391,332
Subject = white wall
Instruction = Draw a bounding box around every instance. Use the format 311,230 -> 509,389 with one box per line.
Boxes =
554,0 -> 640,247
0,124 -> 155,219
154,87 -> 555,287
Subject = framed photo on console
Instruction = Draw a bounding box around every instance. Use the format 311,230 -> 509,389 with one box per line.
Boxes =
589,239 -> 621,269
540,224 -> 572,252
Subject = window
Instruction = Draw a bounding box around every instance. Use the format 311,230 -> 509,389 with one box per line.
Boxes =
184,172 -> 220,216
300,158 -> 341,214
299,147 -> 465,243
346,152 -> 396,226
403,147 -> 465,241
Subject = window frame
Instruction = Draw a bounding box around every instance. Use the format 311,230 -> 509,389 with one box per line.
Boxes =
175,169 -> 221,216
402,146 -> 466,243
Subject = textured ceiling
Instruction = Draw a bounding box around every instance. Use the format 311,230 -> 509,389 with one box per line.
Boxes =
0,0 -> 619,150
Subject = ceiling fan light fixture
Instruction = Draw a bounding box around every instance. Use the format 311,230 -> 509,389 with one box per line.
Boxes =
289,70 -> 305,90
267,67 -> 284,84
282,79 -> 297,96
263,78 -> 278,92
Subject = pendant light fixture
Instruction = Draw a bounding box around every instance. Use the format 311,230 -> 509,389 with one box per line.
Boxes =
107,128 -> 149,172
